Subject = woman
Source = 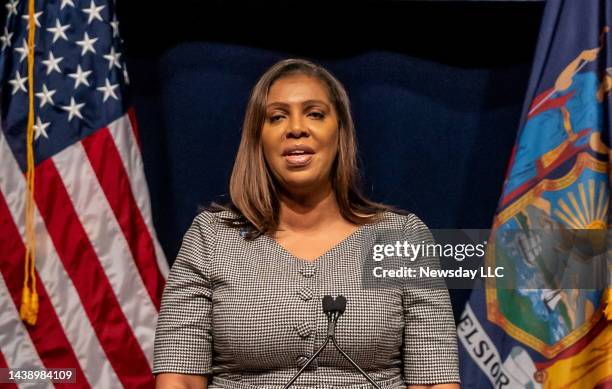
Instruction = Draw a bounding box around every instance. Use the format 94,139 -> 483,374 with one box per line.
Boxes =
153,58 -> 460,389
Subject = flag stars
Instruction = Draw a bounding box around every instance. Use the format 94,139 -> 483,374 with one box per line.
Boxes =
6,0 -> 19,18
47,19 -> 70,43
82,0 -> 105,24
97,79 -> 119,102
60,0 -> 75,10
42,52 -> 63,75
15,38 -> 29,62
61,97 -> 85,121
35,84 -> 56,107
103,47 -> 121,70
68,65 -> 92,89
33,117 -> 50,140
0,28 -> 13,50
76,32 -> 98,55
110,16 -> 120,38
9,71 -> 27,95
22,11 -> 42,28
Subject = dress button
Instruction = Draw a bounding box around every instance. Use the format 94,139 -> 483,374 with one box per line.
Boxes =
296,355 -> 309,366
294,321 -> 313,338
297,286 -> 313,301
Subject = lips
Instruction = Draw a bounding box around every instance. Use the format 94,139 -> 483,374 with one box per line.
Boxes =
282,145 -> 315,167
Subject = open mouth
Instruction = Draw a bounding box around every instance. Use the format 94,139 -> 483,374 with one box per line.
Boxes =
284,150 -> 314,167
282,146 -> 315,167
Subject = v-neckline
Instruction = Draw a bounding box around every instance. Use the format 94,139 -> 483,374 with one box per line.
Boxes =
263,224 -> 367,264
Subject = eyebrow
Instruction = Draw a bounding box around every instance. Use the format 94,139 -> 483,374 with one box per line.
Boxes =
266,99 -> 331,110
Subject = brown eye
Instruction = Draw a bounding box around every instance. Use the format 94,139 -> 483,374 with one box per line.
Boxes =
269,115 -> 284,122
308,111 -> 324,119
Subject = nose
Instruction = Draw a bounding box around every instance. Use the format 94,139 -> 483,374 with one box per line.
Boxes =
285,113 -> 309,139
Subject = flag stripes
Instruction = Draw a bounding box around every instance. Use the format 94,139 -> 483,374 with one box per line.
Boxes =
0,112 -> 164,387
82,127 -> 165,310
0,132 -> 121,388
108,113 -> 169,279
54,139 -> 159,364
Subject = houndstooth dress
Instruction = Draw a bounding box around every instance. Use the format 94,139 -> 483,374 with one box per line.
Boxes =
153,210 -> 460,388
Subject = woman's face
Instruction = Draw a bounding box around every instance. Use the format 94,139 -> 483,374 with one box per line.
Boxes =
261,74 -> 339,195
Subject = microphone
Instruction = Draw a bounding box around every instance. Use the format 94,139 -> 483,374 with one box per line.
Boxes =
283,295 -> 382,389
322,295 -> 346,314
322,295 -> 346,337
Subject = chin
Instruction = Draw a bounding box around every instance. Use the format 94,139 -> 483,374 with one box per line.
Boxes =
283,178 -> 317,190
279,175 -> 322,193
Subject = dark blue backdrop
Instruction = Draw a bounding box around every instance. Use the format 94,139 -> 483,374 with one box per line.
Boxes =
119,1 -> 545,318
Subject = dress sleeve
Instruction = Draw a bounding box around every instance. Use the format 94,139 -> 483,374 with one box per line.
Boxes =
401,214 -> 460,385
153,212 -> 217,375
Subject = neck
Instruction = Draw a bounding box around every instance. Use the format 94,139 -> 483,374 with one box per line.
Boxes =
278,184 -> 342,233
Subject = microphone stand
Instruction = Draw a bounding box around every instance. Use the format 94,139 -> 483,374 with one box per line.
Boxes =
282,297 -> 382,389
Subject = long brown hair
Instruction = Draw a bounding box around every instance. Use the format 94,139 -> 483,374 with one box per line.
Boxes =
212,58 -> 395,238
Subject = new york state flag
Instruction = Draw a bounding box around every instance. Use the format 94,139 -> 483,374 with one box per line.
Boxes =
459,1 -> 612,388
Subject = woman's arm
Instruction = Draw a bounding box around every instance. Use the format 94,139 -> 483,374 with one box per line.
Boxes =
401,214 -> 461,387
153,213 -> 217,382
155,373 -> 208,389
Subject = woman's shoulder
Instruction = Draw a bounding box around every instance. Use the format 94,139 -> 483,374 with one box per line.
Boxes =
192,209 -> 241,231
370,211 -> 435,246
182,209 -> 245,255
374,210 -> 430,231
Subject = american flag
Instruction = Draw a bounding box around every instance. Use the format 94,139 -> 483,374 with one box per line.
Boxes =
0,0 -> 169,387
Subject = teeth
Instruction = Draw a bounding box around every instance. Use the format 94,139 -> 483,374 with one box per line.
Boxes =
291,150 -> 305,155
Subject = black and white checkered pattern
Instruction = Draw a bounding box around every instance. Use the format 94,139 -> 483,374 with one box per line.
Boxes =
153,211 -> 460,388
